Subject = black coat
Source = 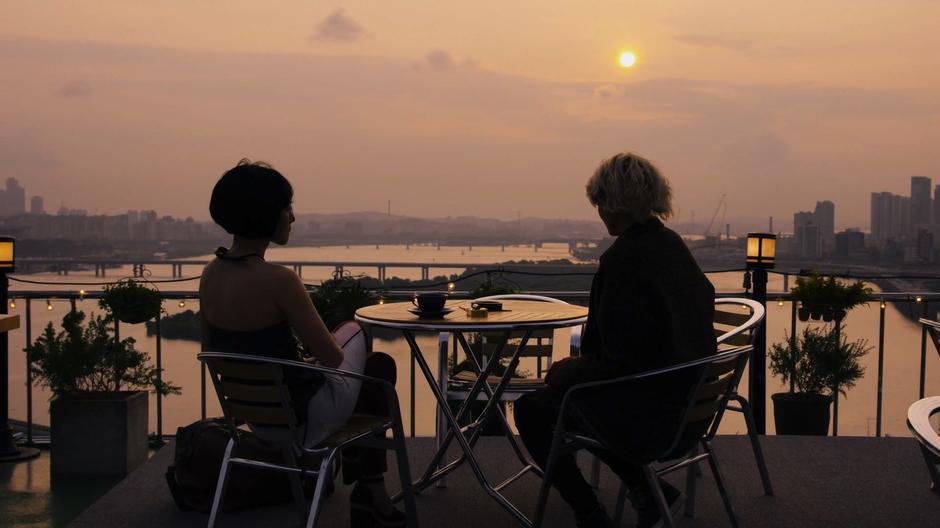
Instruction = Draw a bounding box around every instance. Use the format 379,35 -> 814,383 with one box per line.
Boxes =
541,218 -> 716,458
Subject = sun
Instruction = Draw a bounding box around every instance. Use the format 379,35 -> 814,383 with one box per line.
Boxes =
619,51 -> 637,68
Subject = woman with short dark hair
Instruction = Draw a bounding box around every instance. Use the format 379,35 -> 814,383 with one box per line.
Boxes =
200,159 -> 405,527
514,152 -> 716,528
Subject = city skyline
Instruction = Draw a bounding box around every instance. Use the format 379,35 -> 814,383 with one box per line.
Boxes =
2,2 -> 939,226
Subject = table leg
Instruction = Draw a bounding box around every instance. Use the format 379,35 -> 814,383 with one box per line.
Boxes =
400,330 -> 535,527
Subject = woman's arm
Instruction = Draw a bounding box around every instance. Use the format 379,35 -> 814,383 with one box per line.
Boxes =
275,270 -> 345,368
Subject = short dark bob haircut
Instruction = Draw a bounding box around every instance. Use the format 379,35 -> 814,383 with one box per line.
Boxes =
210,159 -> 293,238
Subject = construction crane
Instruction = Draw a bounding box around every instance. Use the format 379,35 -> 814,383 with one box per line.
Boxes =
703,194 -> 727,240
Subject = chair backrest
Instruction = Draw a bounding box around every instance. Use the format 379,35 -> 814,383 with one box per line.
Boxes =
714,298 -> 765,348
199,352 -> 298,437
666,346 -> 751,456
907,396 -> 940,459
918,318 -> 940,361
475,295 -> 570,359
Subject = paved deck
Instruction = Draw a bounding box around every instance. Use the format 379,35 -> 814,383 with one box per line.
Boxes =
70,435 -> 938,527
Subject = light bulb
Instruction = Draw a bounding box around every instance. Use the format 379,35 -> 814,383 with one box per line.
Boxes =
8,300 -> 15,310
47,300 -> 53,311
916,295 -> 923,303
178,300 -> 186,308
447,282 -> 456,292
777,299 -> 785,307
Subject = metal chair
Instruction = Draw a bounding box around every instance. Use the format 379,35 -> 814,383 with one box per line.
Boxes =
907,396 -> 940,495
918,318 -> 940,363
532,346 -> 753,528
198,352 -> 418,528
447,294 -> 576,397
713,298 -> 773,497
588,298 -> 772,504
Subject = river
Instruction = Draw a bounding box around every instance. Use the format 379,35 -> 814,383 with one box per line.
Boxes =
6,243 -> 938,438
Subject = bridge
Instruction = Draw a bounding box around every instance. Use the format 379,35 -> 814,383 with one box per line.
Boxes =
15,258 -> 598,283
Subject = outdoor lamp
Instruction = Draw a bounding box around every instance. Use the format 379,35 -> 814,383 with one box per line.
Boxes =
746,232 -> 776,269
0,237 -> 14,271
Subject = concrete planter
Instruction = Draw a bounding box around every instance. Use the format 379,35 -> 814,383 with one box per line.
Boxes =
50,390 -> 149,477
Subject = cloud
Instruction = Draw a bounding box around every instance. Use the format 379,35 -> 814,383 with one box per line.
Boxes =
312,9 -> 367,42
674,33 -> 753,51
425,49 -> 454,70
56,80 -> 92,97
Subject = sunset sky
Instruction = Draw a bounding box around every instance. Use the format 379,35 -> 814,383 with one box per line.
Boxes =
2,1 -> 939,230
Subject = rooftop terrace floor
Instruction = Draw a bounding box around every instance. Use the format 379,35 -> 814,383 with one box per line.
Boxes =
54,434 -> 940,527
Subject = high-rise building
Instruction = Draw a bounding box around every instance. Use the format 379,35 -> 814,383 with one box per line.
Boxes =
30,196 -> 44,215
934,185 -> 940,224
911,176 -> 932,233
793,211 -> 818,258
0,178 -> 26,216
835,229 -> 866,258
814,200 -> 835,251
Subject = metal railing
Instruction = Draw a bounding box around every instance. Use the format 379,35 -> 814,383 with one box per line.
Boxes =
8,276 -> 939,444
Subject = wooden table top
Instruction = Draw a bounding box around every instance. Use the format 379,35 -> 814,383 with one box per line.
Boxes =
0,314 -> 20,333
356,300 -> 588,330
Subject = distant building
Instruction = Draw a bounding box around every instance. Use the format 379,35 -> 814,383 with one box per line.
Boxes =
30,196 -> 44,215
911,176 -> 932,234
871,192 -> 911,246
0,178 -> 26,216
934,185 -> 940,224
917,228 -> 935,263
814,200 -> 835,252
835,229 -> 866,259
793,211 -> 820,258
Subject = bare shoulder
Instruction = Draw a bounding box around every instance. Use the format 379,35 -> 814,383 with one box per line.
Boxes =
264,262 -> 305,289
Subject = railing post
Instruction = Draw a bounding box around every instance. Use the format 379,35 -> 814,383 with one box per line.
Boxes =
832,321 -> 841,437
25,299 -> 32,444
155,312 -> 163,439
749,268 -> 768,434
920,301 -> 928,399
876,299 -> 886,438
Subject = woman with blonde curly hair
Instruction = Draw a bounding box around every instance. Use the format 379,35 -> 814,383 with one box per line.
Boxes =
514,153 -> 716,528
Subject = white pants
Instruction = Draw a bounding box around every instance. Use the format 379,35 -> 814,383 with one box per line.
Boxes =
302,321 -> 368,447
249,321 -> 368,449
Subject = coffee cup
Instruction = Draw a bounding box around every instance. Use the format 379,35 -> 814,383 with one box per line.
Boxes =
412,292 -> 448,312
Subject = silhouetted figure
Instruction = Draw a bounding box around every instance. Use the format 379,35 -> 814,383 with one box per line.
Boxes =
200,159 -> 405,527
514,153 -> 716,528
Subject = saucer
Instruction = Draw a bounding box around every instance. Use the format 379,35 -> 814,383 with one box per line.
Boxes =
408,307 -> 454,318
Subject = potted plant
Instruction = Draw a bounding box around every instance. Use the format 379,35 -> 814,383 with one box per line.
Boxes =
311,273 -> 377,330
769,326 -> 869,435
26,310 -> 179,477
791,270 -> 871,322
99,278 -> 164,324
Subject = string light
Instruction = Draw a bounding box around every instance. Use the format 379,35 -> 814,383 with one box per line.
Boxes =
178,300 -> 186,308
880,301 -> 886,309
79,289 -> 86,301
916,295 -> 923,303
46,300 -> 53,311
777,299 -> 785,307
378,297 -> 385,305
8,299 -> 14,310
447,282 -> 456,292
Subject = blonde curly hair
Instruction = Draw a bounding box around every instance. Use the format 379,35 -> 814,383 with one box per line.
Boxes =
585,152 -> 673,221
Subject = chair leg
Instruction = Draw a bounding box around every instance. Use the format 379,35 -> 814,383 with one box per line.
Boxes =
702,440 -> 740,528
532,433 -> 568,528
643,465 -> 676,528
736,395 -> 774,496
305,450 -> 337,528
392,423 -> 420,528
917,443 -> 940,495
207,438 -> 235,528
684,445 -> 701,518
283,446 -> 308,526
613,483 -> 628,526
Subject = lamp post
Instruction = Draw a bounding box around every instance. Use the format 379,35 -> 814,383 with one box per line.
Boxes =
0,237 -> 39,462
746,232 -> 776,434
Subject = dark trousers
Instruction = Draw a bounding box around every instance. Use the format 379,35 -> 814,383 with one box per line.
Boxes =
515,391 -> 647,517
342,352 -> 397,484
